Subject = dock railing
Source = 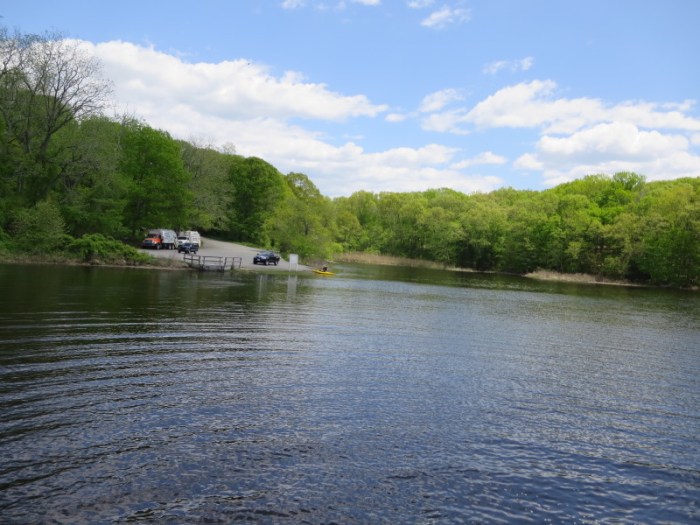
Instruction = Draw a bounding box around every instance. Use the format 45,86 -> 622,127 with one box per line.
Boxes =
183,254 -> 242,271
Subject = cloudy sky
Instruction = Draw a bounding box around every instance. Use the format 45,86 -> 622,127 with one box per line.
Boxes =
5,0 -> 700,196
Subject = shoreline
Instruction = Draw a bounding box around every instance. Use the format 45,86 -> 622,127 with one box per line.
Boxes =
1,250 -> 695,290
523,269 -> 641,287
335,251 -> 675,289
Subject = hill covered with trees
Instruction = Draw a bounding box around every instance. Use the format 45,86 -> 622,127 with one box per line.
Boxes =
1,27 -> 698,287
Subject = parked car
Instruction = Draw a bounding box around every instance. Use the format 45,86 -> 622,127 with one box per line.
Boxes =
253,251 -> 280,265
178,241 -> 199,254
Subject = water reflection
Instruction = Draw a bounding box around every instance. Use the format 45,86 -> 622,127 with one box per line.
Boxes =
286,274 -> 298,301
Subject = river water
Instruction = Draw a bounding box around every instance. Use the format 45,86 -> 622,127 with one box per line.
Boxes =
1,263 -> 698,524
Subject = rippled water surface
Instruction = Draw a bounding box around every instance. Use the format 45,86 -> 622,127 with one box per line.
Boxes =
1,263 -> 699,523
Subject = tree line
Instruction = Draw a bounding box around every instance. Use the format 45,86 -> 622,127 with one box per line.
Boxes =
1,27 -> 698,287
334,175 -> 699,288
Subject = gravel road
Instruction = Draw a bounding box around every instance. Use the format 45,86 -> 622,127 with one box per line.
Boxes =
140,237 -> 308,271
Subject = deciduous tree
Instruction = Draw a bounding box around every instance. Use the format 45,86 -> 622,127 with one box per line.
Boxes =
0,27 -> 112,203
120,123 -> 191,237
227,156 -> 285,244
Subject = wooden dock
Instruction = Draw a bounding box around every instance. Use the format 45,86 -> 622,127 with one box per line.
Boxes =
183,254 -> 242,271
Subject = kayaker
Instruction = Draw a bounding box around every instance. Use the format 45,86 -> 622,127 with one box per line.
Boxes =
322,265 -> 328,272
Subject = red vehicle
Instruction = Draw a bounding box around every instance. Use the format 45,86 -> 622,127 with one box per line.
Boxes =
141,229 -> 176,250
141,234 -> 162,249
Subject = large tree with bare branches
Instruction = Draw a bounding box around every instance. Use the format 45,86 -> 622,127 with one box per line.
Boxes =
0,26 -> 112,203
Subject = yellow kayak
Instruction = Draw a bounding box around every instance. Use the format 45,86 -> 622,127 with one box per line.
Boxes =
312,269 -> 335,276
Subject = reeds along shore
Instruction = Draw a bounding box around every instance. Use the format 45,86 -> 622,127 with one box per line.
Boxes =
335,252 -> 652,287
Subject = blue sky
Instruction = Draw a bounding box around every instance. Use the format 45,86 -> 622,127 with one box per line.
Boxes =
4,0 -> 700,196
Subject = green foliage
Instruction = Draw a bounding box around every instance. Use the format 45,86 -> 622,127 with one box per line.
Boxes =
66,233 -> 151,264
634,180 -> 699,287
8,199 -> 68,253
120,123 -> 192,236
179,140 -> 233,231
265,173 -> 335,258
331,173 -> 697,287
55,117 -> 128,237
334,191 -> 380,251
458,195 -> 507,270
227,157 -> 285,244
333,209 -> 363,252
0,226 -> 11,255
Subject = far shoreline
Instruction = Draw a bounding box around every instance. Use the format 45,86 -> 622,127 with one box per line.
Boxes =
1,250 -> 695,291
335,252 -> 684,289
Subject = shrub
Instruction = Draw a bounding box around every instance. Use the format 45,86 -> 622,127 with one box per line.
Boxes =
67,233 -> 152,265
9,200 -> 67,253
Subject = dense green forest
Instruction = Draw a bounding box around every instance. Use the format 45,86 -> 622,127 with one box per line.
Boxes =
1,28 -> 698,287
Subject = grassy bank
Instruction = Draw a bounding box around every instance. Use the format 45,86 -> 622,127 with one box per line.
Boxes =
335,252 -> 454,270
0,251 -> 188,270
336,252 -> 650,287
0,233 -> 189,270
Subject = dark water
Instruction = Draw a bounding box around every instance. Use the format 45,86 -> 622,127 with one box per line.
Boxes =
1,263 -> 698,524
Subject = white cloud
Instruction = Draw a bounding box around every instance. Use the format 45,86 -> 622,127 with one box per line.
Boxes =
421,110 -> 469,134
465,80 -> 601,132
420,81 -> 564,134
408,0 -> 435,8
419,79 -> 700,185
451,152 -> 507,170
419,88 -> 464,112
266,139 -> 500,195
537,122 -> 688,162
536,150 -> 700,188
421,6 -> 471,29
370,143 -> 457,165
513,153 -> 543,171
483,56 -> 534,75
386,112 -> 410,123
520,56 -> 534,71
517,122 -> 700,186
607,101 -> 700,131
463,80 -> 700,135
88,40 -> 386,124
482,61 -> 507,75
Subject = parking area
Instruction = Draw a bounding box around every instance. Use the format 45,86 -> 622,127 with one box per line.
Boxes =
141,237 -> 307,271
